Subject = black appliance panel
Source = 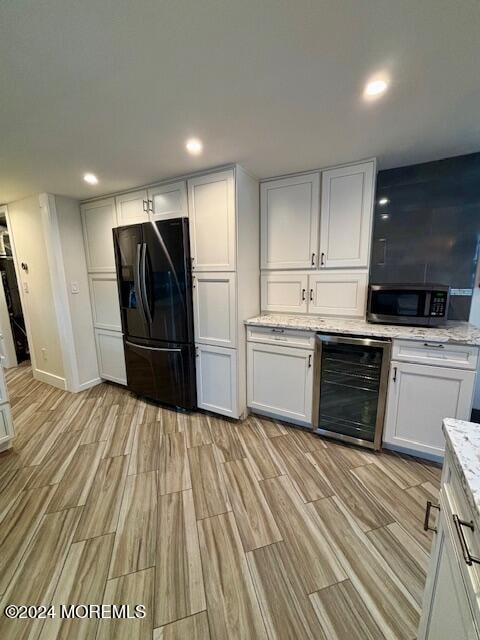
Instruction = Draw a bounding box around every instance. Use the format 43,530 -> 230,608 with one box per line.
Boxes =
142,219 -> 193,344
124,339 -> 196,409
114,225 -> 149,340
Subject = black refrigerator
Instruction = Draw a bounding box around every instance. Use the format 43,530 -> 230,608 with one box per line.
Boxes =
113,218 -> 196,410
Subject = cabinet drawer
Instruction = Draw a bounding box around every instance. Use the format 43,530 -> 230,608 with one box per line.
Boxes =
393,339 -> 478,370
247,326 -> 315,349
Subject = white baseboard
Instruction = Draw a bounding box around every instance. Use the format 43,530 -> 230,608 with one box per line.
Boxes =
33,368 -> 68,390
74,377 -> 102,393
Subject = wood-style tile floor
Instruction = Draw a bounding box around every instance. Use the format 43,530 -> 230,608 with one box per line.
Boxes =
0,364 -> 441,640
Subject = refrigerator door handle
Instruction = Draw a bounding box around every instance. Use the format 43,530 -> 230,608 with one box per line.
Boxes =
141,243 -> 153,325
135,242 -> 148,327
125,341 -> 181,353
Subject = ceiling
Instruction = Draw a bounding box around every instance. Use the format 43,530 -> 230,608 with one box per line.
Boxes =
1,0 -> 479,203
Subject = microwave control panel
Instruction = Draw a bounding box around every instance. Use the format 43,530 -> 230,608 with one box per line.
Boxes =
429,291 -> 448,317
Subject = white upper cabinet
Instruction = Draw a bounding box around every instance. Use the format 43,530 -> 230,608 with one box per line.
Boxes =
116,189 -> 149,226
81,198 -> 117,272
261,272 -> 308,314
148,180 -> 188,221
188,170 -> 235,271
319,161 -> 375,268
261,173 -> 320,270
308,271 -> 367,317
193,272 -> 237,348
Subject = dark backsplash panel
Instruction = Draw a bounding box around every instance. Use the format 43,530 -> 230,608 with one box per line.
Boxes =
370,152 -> 480,321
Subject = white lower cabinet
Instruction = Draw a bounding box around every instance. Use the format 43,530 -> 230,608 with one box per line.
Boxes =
247,341 -> 313,424
0,403 -> 14,450
419,451 -> 480,639
420,516 -> 478,640
94,329 -> 127,385
383,361 -> 476,457
308,270 -> 367,317
193,272 -> 237,347
196,344 -> 238,418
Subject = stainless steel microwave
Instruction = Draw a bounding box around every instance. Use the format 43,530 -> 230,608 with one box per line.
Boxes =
367,284 -> 450,326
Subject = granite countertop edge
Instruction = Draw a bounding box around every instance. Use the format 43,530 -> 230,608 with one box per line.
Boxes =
443,418 -> 480,525
245,314 -> 480,346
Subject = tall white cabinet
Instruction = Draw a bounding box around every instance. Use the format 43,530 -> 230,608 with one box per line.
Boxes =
260,159 -> 375,317
188,167 -> 259,418
81,198 -> 127,385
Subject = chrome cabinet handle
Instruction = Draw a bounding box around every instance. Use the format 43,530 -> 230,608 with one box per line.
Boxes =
320,252 -> 325,266
423,500 -> 440,532
453,514 -> 480,565
302,288 -> 306,301
309,289 -> 314,301
308,354 -> 312,368
393,366 -> 397,382
423,342 -> 445,349
311,253 -> 315,266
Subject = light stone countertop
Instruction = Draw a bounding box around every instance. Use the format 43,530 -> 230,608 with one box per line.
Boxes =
246,314 -> 480,346
443,418 -> 480,525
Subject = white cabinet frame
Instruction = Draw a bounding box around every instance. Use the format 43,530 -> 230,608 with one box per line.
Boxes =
81,198 -> 117,272
116,189 -> 149,226
148,180 -> 188,221
261,173 -> 320,270
320,161 -> 375,269
193,272 -> 237,348
88,273 -> 122,331
188,170 -> 236,272
196,344 -> 238,418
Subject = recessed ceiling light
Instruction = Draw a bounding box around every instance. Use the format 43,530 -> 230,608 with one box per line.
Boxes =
378,197 -> 389,206
381,213 -> 390,220
364,79 -> 388,98
83,173 -> 98,185
186,138 -> 203,155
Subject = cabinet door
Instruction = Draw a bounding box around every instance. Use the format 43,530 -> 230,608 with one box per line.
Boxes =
188,170 -> 235,271
261,272 -> 308,314
116,190 -> 149,226
193,272 -> 236,347
81,198 -> 117,272
88,274 -> 122,331
0,403 -> 13,440
383,362 -> 476,457
308,270 -> 367,317
247,342 -> 313,424
148,180 -> 188,221
261,173 -> 320,269
95,329 -> 127,385
196,344 -> 238,418
320,161 -> 375,268
419,517 -> 478,640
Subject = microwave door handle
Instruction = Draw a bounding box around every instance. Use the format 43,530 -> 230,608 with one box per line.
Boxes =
135,243 -> 148,326
424,292 -> 432,316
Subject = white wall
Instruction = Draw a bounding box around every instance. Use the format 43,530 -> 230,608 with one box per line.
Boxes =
54,196 -> 99,389
7,195 -> 66,387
